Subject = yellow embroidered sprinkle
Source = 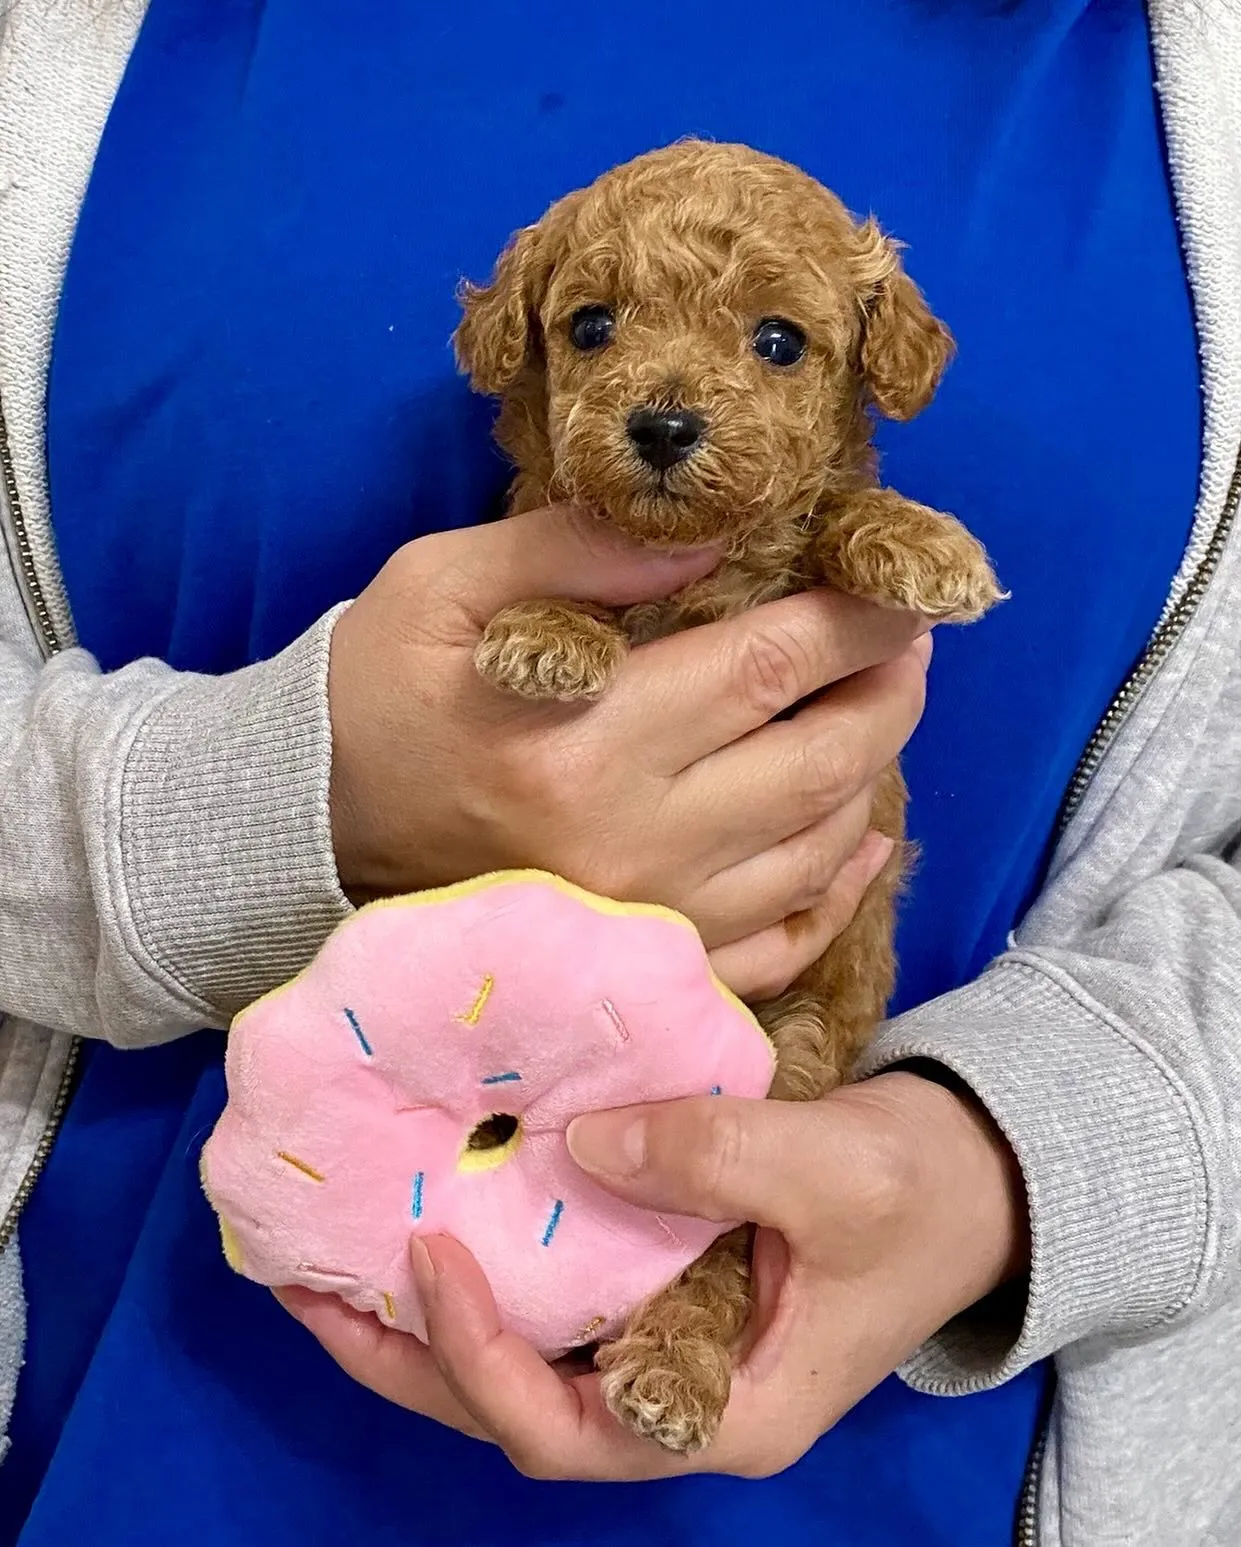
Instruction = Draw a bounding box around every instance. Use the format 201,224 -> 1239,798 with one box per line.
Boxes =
276,1151 -> 325,1183
382,1292 -> 396,1322
575,1316 -> 605,1343
456,973 -> 495,1027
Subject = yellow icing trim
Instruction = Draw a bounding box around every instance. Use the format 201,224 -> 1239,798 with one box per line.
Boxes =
218,1214 -> 244,1274
232,869 -> 773,1071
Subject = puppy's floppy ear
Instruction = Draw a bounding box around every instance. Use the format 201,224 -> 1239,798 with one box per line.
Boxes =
454,191 -> 582,396
852,217 -> 954,421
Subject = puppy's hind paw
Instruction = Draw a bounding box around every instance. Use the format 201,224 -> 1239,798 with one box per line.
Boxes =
596,1333 -> 731,1454
474,600 -> 628,702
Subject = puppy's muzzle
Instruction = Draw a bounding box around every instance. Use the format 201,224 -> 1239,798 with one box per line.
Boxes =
626,406 -> 706,471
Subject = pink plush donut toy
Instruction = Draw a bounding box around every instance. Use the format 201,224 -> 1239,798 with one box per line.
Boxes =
200,870 -> 775,1357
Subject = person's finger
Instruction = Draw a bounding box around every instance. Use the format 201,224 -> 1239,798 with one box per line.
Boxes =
413,1238 -> 814,1482
615,588 -> 926,771
670,643 -> 927,867
425,504 -> 722,623
273,1286 -> 496,1442
415,1237 -> 691,1480
707,830 -> 897,997
566,1095 -> 828,1236
691,790 -> 877,949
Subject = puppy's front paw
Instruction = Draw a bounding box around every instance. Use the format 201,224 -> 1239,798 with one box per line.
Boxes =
892,520 -> 1006,622
596,1329 -> 731,1454
474,600 -> 628,702
817,491 -> 1006,623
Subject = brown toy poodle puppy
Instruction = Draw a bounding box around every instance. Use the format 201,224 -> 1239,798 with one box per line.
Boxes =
454,140 -> 1002,1455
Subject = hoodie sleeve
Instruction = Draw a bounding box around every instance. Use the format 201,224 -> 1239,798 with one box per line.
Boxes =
859,853 -> 1241,1388
0,591 -> 353,1046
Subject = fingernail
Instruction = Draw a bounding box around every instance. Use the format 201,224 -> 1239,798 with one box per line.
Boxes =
566,1112 -> 647,1177
410,1237 -> 437,1303
860,831 -> 897,882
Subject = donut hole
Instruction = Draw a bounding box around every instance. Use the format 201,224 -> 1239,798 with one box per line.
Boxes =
459,1112 -> 523,1173
467,1112 -> 520,1152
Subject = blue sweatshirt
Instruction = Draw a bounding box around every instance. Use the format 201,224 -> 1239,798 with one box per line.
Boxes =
0,1 -> 1200,1543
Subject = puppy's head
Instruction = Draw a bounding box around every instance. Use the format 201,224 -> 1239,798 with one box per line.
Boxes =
455,141 -> 952,549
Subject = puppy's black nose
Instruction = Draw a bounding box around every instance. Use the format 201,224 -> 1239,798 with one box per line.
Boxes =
626,406 -> 706,470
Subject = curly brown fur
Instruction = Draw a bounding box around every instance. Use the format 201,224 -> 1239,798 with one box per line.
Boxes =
455,140 -> 1002,1453
475,599 -> 629,701
594,1224 -> 752,1454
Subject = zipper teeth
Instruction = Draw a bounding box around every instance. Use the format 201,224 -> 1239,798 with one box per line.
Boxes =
0,1033 -> 81,1255
0,396 -> 82,1254
1012,436 -> 1241,1547
1014,1419 -> 1048,1547
1014,1373 -> 1057,1547
1056,439 -> 1241,835
0,400 -> 61,658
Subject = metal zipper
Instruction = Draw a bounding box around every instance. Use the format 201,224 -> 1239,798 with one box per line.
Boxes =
1013,1371 -> 1057,1547
0,404 -> 61,657
0,393 -> 82,1255
1056,439 -> 1241,833
1011,434 -> 1241,1547
0,1039 -> 81,1255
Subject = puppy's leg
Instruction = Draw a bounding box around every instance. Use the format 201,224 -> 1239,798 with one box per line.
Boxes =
761,761 -> 907,1099
600,769 -> 906,1454
597,1226 -> 751,1454
596,893 -> 896,1457
475,600 -> 628,702
816,489 -> 1003,622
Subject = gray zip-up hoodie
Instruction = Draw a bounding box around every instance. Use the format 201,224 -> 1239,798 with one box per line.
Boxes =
1,3 -> 1239,1542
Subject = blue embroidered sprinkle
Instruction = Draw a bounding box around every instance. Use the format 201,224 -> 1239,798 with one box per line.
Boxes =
710,1085 -> 722,1096
344,1008 -> 372,1057
481,1071 -> 521,1086
541,1200 -> 565,1247
411,1171 -> 425,1220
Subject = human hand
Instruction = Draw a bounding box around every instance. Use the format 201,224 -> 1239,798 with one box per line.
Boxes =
276,1071 -> 1028,1479
328,504 -> 929,999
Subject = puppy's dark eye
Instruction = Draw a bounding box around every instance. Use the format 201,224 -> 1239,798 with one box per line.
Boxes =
752,318 -> 807,367
569,305 -> 615,351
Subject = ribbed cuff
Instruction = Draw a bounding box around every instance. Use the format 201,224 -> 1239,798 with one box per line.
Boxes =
118,606 -> 353,1022
858,955 -> 1210,1394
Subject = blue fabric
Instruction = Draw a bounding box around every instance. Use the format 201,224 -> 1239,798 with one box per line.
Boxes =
5,0 -> 1200,1542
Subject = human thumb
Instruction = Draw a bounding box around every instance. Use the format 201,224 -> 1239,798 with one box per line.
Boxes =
566,1096 -> 801,1232
438,503 -> 721,619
